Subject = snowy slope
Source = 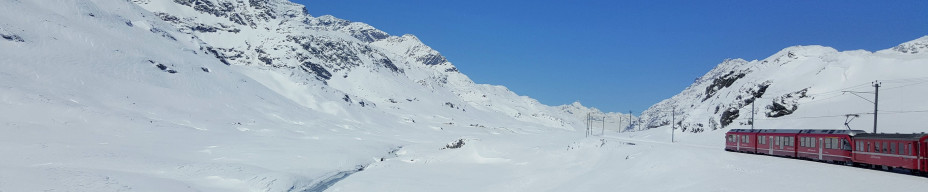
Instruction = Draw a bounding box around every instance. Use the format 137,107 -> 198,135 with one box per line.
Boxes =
0,0 -> 625,191
0,0 -> 417,191
3,0 -> 927,191
640,36 -> 928,134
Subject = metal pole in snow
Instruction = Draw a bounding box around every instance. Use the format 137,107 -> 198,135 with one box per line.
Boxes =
873,81 -> 880,133
628,110 -> 632,132
672,106 -> 675,143
751,101 -> 755,130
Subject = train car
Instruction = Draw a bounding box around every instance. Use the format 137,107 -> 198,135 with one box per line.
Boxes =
852,133 -> 928,174
795,129 -> 866,164
755,129 -> 801,157
725,129 -> 758,153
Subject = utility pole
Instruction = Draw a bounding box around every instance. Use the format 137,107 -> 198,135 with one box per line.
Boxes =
873,81 -> 880,133
586,113 -> 589,137
842,80 -> 881,134
628,110 -> 632,132
751,101 -> 755,130
601,115 -> 605,136
671,106 -> 675,143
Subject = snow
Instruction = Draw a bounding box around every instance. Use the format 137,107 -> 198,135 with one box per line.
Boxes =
1,0 -> 927,191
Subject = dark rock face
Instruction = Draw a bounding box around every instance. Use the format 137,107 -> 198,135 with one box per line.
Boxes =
300,61 -> 331,80
766,88 -> 809,118
205,46 -> 243,66
149,60 -> 178,73
1,33 -> 24,42
704,71 -> 746,101
720,107 -> 739,127
375,58 -> 401,73
442,139 -> 466,149
352,28 -> 389,43
417,54 -> 448,66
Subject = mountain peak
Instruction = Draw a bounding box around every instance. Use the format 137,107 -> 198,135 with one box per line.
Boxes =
764,45 -> 838,61
885,35 -> 928,54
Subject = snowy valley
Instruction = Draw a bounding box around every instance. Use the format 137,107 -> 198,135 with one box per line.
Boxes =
1,0 -> 927,191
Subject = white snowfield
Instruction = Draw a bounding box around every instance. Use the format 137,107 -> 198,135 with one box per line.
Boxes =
1,0 -> 927,191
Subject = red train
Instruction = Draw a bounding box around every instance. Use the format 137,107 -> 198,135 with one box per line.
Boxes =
725,129 -> 928,176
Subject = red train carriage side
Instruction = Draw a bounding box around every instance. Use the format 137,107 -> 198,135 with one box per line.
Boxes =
755,129 -> 801,157
796,129 -> 866,164
852,133 -> 928,174
726,129 -> 758,153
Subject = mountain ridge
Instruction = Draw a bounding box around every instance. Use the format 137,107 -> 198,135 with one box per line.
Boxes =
640,35 -> 928,134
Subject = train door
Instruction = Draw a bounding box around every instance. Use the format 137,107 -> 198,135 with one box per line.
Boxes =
736,134 -> 741,151
818,137 -> 823,160
769,136 -> 774,154
922,142 -> 927,172
779,136 -> 784,150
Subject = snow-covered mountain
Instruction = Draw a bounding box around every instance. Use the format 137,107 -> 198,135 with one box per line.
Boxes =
0,0 -> 631,191
124,0 -> 632,132
640,36 -> 928,134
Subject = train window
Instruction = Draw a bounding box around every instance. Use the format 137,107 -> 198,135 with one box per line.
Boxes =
894,143 -> 898,155
800,137 -> 806,147
898,143 -> 903,155
811,138 -> 815,148
866,142 -> 871,152
833,139 -> 839,150
897,143 -> 902,155
891,143 -> 896,154
883,142 -> 888,153
908,144 -> 913,155
825,138 -> 831,149
842,139 -> 850,151
875,142 -> 881,153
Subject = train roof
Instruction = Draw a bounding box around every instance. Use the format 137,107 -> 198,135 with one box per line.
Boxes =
797,129 -> 867,135
727,129 -> 759,133
755,129 -> 803,134
853,133 -> 928,141
727,129 -> 867,135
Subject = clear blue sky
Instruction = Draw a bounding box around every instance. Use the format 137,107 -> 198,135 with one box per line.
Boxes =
296,0 -> 928,113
